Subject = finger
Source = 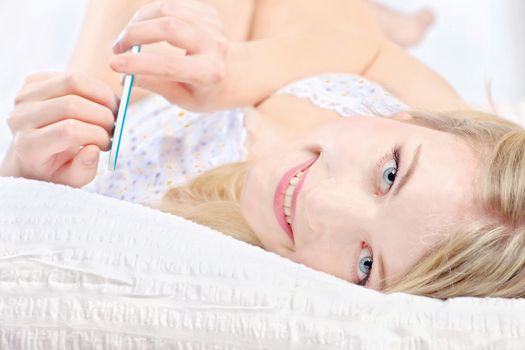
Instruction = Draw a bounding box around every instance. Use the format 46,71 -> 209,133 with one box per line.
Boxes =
47,145 -> 87,174
114,16 -> 218,55
114,2 -> 221,54
15,73 -> 118,113
14,119 -> 111,167
21,72 -> 61,85
111,52 -> 223,86
9,95 -> 116,134
137,40 -> 186,60
134,75 -> 193,106
51,144 -> 100,188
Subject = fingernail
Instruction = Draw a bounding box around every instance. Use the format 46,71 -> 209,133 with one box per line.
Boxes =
112,32 -> 124,51
112,40 -> 121,54
111,56 -> 125,69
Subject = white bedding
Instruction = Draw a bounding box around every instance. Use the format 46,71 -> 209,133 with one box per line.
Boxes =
1,176 -> 524,349
1,3 -> 525,348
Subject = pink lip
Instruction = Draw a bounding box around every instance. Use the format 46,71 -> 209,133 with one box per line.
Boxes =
273,157 -> 317,242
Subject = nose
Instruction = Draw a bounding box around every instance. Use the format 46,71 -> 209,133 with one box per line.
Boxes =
303,178 -> 373,237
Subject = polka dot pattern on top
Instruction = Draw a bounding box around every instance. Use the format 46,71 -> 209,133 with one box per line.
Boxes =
82,94 -> 247,207
82,74 -> 406,207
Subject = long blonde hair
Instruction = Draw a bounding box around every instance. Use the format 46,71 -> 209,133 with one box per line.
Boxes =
160,110 -> 525,299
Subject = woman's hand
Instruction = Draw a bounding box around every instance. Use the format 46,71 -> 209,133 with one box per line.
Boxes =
110,0 -> 235,112
1,72 -> 117,187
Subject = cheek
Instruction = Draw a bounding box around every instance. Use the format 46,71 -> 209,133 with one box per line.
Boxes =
290,234 -> 352,280
302,185 -> 375,237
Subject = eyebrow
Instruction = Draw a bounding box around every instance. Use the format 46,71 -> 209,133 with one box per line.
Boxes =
392,144 -> 422,197
377,144 -> 423,289
377,251 -> 386,290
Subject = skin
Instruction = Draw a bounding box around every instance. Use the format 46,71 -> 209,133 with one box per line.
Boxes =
65,0 -> 434,101
0,0 -> 484,289
240,113 -> 482,290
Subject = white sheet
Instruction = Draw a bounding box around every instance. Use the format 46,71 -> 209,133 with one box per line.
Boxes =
1,176 -> 524,349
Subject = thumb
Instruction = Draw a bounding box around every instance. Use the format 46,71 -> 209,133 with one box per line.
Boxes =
52,145 -> 100,188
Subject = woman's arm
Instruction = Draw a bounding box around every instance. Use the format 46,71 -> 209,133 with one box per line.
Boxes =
364,40 -> 468,110
111,20 -> 384,111
225,27 -> 382,107
227,26 -> 468,110
111,1 -> 467,111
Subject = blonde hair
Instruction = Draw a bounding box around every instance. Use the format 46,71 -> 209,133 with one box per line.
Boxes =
160,110 -> 525,299
160,161 -> 260,246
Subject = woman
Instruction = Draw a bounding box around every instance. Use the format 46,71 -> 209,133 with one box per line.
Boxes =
1,0 -> 524,299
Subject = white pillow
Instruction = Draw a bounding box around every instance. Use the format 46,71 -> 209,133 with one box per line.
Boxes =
0,177 -> 524,349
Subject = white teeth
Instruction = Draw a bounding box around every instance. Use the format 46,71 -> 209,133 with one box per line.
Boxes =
284,195 -> 292,208
285,185 -> 295,197
282,169 -> 308,227
289,177 -> 299,185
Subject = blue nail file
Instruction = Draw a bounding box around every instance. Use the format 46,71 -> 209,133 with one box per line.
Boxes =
108,45 -> 141,171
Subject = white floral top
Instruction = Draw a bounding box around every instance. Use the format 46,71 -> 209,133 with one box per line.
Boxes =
82,74 -> 407,206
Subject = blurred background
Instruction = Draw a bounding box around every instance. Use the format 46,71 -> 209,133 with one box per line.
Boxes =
1,0 -> 524,159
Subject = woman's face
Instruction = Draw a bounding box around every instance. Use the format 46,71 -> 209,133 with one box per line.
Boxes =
240,114 -> 481,290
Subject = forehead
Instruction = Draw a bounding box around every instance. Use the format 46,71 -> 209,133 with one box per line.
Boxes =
390,117 -> 481,226
377,123 -> 481,285
401,132 -> 478,221
398,119 -> 479,198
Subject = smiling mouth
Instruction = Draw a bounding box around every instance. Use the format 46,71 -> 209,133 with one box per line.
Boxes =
283,171 -> 305,225
273,157 -> 317,242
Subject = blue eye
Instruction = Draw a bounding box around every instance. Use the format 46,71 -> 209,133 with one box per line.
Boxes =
357,247 -> 373,286
379,159 -> 398,193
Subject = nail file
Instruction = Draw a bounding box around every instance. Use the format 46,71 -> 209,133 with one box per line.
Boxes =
108,45 -> 141,171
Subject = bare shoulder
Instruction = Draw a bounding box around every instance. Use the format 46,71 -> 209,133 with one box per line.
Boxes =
364,40 -> 469,111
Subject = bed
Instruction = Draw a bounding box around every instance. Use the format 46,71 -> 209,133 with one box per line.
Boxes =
1,177 -> 525,349
1,1 -> 525,348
